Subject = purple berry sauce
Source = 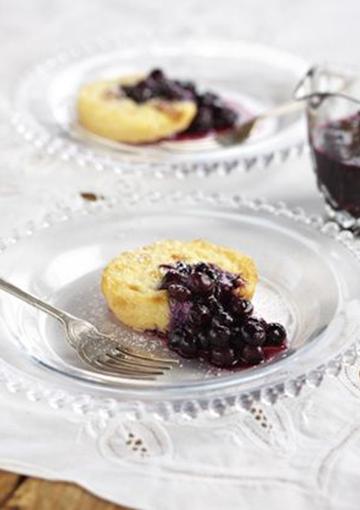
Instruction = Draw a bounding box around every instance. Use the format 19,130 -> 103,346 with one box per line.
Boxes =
158,261 -> 287,369
310,112 -> 360,217
120,68 -> 239,138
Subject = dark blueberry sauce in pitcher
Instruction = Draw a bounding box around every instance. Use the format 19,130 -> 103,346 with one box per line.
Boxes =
310,112 -> 360,217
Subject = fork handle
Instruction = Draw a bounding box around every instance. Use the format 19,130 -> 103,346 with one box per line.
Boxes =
0,278 -> 72,323
259,99 -> 304,121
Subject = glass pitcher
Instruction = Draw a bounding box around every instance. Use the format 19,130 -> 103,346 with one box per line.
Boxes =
295,66 -> 360,228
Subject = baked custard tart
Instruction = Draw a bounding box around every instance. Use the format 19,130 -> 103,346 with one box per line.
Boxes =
102,239 -> 287,369
77,69 -> 238,144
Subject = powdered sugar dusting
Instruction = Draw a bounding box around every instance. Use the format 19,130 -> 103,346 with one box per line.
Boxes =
45,269 -> 296,381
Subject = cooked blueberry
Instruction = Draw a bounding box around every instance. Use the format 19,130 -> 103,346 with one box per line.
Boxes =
258,318 -> 268,329
209,326 -> 231,348
168,329 -> 185,349
188,107 -> 213,132
197,92 -> 219,106
167,284 -> 191,302
218,271 -> 236,286
193,262 -> 212,276
198,264 -> 218,282
205,267 -> 218,280
121,85 -> 138,101
213,106 -> 238,129
216,311 -> 234,327
231,298 -> 254,318
184,324 -> 197,338
188,272 -> 214,295
265,322 -> 287,346
177,337 -> 198,358
150,69 -> 164,81
230,329 -> 245,350
196,332 -> 210,351
240,345 -> 265,365
159,269 -> 185,289
174,261 -> 191,274
240,318 -> 266,346
232,276 -> 243,289
189,304 -> 212,327
207,295 -> 221,312
211,318 -> 223,331
216,283 -> 234,304
137,82 -> 153,99
158,80 -> 186,100
128,89 -> 143,102
178,80 -> 196,94
123,81 -> 154,103
210,348 -> 237,368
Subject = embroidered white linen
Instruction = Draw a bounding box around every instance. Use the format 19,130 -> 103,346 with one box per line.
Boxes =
1,1 -> 360,508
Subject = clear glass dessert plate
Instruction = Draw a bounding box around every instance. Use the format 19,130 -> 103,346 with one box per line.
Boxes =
12,37 -> 308,177
0,193 -> 360,420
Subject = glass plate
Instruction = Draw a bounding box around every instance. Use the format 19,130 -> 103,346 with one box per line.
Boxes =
0,193 -> 360,421
12,37 -> 308,177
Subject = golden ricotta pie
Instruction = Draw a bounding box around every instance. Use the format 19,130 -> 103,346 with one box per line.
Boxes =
77,69 -> 239,144
102,239 -> 257,332
101,239 -> 288,369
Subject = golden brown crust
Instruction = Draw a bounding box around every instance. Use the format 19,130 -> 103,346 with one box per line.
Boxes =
101,239 -> 258,332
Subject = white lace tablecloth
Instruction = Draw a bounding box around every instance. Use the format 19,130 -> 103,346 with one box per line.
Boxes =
1,1 -> 360,509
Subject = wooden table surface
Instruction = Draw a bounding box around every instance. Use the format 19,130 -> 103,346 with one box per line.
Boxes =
0,470 -> 132,510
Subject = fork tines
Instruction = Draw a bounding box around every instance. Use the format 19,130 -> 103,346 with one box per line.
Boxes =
83,346 -> 178,380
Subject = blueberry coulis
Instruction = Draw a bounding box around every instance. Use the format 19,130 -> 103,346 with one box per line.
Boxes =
120,68 -> 239,137
158,261 -> 287,369
311,112 -> 360,217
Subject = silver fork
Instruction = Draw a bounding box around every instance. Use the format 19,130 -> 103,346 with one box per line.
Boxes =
0,278 -> 177,380
214,99 -> 305,147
